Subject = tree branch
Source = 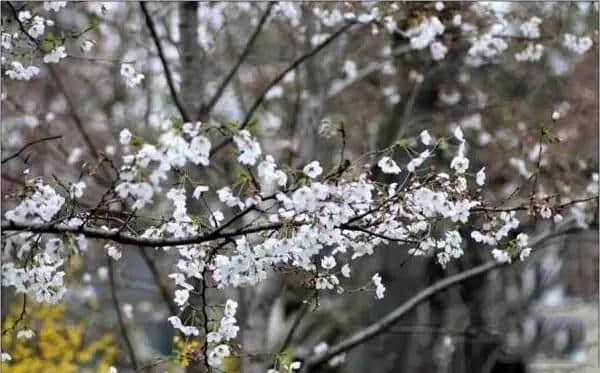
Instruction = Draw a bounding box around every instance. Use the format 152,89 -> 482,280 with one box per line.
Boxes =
199,2 -> 275,119
209,21 -> 358,158
3,195 -> 595,248
107,255 -> 139,371
279,302 -> 310,354
140,2 -> 191,122
302,219 -> 585,369
47,66 -> 107,165
1,220 -> 287,248
1,135 -> 62,164
139,247 -> 178,316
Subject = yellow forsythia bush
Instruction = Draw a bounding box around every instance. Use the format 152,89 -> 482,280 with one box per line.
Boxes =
1,301 -> 117,373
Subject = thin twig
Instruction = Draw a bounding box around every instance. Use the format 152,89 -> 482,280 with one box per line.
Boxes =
1,295 -> 27,335
209,21 -> 358,158
278,302 -> 310,354
200,2 -> 275,119
107,254 -> 140,372
200,275 -> 212,372
139,247 -> 178,316
140,2 -> 191,122
471,196 -> 598,213
2,135 -> 62,164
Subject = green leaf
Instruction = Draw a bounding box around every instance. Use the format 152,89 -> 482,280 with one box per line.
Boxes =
246,116 -> 259,131
224,120 -> 239,132
541,126 -> 561,144
395,138 -> 411,149
90,17 -> 99,31
41,33 -> 57,53
130,136 -> 145,148
171,118 -> 184,132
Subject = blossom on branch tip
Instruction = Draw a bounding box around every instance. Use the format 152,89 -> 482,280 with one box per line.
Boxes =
70,181 -> 86,199
44,1 -> 67,12
106,244 -> 122,260
304,161 -> 323,179
378,156 -> 401,174
476,167 -> 486,186
372,273 -> 386,299
420,130 -> 432,146
233,130 -> 262,166
563,34 -> 593,55
5,61 -> 40,80
119,129 -> 132,145
193,185 -> 209,199
120,63 -> 145,88
168,316 -> 199,336
43,46 -> 67,63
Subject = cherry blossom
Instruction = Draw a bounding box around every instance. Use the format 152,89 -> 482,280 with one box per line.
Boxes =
44,1 -> 67,12
420,130 -> 432,146
120,64 -> 145,88
563,34 -> 593,55
406,16 -> 445,50
43,46 -> 67,63
476,167 -> 486,186
378,156 -> 401,174
303,161 -> 323,179
372,273 -> 386,299
5,62 -> 40,80
233,130 -> 262,166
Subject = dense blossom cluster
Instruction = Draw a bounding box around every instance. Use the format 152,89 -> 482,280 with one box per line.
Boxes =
2,111 -> 598,367
6,118 -> 592,346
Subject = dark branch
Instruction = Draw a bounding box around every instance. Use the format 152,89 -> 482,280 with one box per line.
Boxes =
2,196 -> 595,248
470,196 -> 599,213
279,302 -> 310,354
2,135 -> 62,164
302,220 -> 584,369
209,21 -> 358,158
199,2 -> 275,119
1,219 -> 287,248
139,247 -> 178,316
107,255 -> 139,371
140,2 -> 191,122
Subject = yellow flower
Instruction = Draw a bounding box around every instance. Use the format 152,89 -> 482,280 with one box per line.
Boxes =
1,301 -> 116,373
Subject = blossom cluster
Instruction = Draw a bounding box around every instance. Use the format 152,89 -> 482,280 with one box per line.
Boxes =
4,117 -> 594,350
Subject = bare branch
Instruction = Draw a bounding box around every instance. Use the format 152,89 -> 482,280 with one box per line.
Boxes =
47,66 -> 110,173
302,219 -> 585,369
140,2 -> 191,122
200,2 -> 275,119
107,255 -> 139,371
279,302 -> 310,354
209,21 -> 358,158
2,135 -> 63,164
139,247 -> 178,316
